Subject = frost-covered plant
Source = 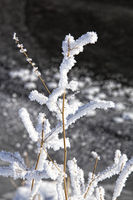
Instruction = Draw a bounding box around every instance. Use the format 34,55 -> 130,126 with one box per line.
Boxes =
0,31 -> 133,200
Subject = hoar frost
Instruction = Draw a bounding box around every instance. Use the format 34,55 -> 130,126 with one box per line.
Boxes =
0,31 -> 132,200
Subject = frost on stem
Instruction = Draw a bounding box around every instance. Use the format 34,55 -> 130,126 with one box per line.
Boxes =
96,187 -> 105,200
29,90 -> 48,105
19,108 -> 38,142
46,32 -> 98,119
91,151 -> 100,160
45,100 -> 115,141
67,158 -> 85,197
13,33 -> 41,77
112,157 -> 133,200
0,151 -> 25,168
0,151 -> 27,179
0,30 -> 132,200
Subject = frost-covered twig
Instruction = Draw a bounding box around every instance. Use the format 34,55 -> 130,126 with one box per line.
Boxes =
62,92 -> 68,200
19,108 -> 38,142
96,187 -> 105,200
45,100 -> 115,142
112,157 -> 133,200
13,33 -> 51,95
67,158 -> 85,197
46,32 -> 98,120
29,90 -> 48,105
31,118 -> 46,190
84,154 -> 99,199
0,151 -> 26,169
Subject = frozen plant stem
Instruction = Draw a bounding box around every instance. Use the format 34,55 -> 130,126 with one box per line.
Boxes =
84,157 -> 98,199
1,31 -> 129,200
13,33 -> 51,95
62,92 -> 68,200
13,33 -> 63,114
43,148 -> 61,173
31,119 -> 45,191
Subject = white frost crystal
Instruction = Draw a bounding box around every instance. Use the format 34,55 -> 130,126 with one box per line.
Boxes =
91,151 -> 100,160
19,108 -> 38,142
29,90 -> 48,105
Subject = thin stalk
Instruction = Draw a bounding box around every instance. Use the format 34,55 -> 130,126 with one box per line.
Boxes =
31,120 -> 45,191
33,194 -> 41,200
14,35 -> 63,115
62,92 -> 68,200
43,147 -> 61,173
84,157 -> 98,199
14,38 -> 51,95
67,176 -> 70,197
120,163 -> 124,172
67,38 -> 70,57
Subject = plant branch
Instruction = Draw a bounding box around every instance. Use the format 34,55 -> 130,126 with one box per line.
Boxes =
62,92 -> 68,200
14,37 -> 51,95
31,119 -> 45,191
84,157 -> 98,199
43,147 -> 61,173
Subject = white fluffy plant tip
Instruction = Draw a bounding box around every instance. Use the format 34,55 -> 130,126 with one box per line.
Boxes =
29,90 -> 48,105
112,157 -> 133,200
62,32 -> 98,57
13,32 -> 18,41
71,32 -> 98,56
19,108 -> 38,142
91,151 -> 100,160
62,34 -> 75,57
114,150 -> 121,164
75,31 -> 98,45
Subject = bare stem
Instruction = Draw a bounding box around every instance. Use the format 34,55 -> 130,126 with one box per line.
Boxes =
67,176 -> 70,197
31,119 -> 45,191
84,157 -> 98,199
62,92 -> 68,200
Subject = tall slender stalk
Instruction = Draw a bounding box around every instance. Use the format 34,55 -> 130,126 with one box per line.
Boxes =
84,157 -> 98,199
62,92 -> 68,200
13,36 -> 51,95
31,120 -> 45,191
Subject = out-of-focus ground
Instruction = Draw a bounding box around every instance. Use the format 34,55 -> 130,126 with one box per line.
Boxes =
0,0 -> 133,199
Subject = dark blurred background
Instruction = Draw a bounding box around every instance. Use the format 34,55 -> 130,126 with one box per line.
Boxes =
0,0 -> 133,199
0,0 -> 133,82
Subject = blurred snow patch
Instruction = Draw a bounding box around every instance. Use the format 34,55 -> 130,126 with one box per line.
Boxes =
96,93 -> 106,100
9,69 -> 37,82
123,112 -> 133,121
78,81 -> 85,88
115,103 -> 125,111
113,117 -> 124,123
47,82 -> 57,89
54,73 -> 60,80
24,82 -> 36,90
